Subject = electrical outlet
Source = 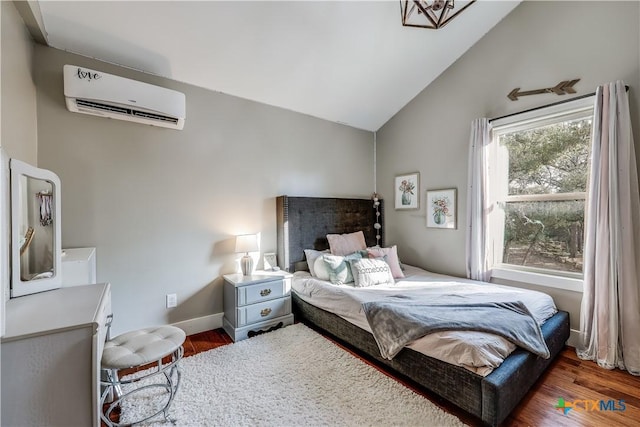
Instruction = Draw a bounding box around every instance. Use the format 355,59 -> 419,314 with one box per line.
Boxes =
166,293 -> 177,308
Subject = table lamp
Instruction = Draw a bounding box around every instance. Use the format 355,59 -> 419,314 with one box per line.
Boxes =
235,234 -> 259,276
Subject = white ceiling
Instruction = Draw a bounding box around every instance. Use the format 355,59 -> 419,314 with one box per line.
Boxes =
37,1 -> 520,131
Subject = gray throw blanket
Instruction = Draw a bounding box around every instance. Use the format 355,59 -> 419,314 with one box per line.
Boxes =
362,299 -> 550,360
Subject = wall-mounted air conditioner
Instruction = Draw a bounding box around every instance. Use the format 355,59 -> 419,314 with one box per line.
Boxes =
63,65 -> 186,130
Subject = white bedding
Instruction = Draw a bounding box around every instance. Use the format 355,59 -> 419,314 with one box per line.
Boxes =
292,264 -> 557,376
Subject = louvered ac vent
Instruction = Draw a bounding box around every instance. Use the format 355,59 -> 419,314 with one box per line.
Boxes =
76,99 -> 179,125
76,99 -> 129,115
132,110 -> 179,124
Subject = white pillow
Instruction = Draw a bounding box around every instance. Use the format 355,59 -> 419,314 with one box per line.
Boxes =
326,231 -> 366,256
313,256 -> 331,281
304,249 -> 329,277
348,258 -> 395,288
367,245 -> 405,279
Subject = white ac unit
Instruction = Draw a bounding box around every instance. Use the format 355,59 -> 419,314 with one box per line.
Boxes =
63,65 -> 186,130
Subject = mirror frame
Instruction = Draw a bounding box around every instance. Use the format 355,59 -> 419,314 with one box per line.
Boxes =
10,159 -> 62,297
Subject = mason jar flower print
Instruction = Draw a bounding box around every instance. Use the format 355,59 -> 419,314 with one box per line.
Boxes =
431,195 -> 450,224
399,179 -> 416,205
426,188 -> 457,228
395,173 -> 419,210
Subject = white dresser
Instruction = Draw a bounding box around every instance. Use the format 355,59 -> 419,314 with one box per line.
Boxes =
1,283 -> 112,427
223,271 -> 293,341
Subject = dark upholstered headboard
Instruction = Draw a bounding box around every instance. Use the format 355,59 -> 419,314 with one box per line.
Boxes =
276,196 -> 384,272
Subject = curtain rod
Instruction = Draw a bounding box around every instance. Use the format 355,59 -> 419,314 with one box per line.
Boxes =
489,85 -> 630,123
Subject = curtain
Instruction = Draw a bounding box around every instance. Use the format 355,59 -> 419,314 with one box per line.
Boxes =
578,81 -> 640,375
466,118 -> 493,282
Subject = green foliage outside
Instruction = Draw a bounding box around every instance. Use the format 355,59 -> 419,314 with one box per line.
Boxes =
499,118 -> 592,273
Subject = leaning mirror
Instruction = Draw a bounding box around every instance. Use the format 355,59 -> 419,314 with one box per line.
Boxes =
10,159 -> 62,297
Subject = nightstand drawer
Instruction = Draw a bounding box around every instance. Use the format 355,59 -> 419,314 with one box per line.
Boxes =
223,314 -> 294,342
238,278 -> 289,306
236,297 -> 291,326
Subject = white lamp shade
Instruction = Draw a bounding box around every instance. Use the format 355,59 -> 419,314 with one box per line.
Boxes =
235,234 -> 259,254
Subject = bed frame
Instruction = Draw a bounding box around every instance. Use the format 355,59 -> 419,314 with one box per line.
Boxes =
275,195 -> 570,427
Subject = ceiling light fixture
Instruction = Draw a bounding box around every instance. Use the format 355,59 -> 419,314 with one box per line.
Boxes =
400,0 -> 476,29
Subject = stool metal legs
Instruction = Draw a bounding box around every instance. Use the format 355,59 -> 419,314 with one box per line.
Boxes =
100,346 -> 183,426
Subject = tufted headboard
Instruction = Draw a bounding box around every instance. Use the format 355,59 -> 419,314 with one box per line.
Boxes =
275,195 -> 384,272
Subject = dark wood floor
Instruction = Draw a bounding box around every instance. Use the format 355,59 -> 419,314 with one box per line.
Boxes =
182,326 -> 640,427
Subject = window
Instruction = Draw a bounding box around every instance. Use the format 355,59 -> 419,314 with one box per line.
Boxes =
490,97 -> 594,287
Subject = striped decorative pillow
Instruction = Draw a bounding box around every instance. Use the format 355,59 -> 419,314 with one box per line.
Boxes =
323,252 -> 363,285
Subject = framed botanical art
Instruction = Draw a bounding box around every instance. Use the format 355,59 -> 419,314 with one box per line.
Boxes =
395,172 -> 419,210
426,188 -> 457,229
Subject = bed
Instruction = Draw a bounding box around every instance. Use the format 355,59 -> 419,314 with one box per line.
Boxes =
275,195 -> 570,427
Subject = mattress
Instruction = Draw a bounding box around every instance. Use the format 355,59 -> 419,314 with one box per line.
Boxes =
292,265 -> 557,376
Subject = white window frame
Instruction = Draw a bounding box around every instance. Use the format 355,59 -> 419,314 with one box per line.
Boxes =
489,95 -> 594,292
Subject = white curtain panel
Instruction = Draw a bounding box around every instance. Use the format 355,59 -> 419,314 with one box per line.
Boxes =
578,81 -> 640,375
465,118 -> 493,282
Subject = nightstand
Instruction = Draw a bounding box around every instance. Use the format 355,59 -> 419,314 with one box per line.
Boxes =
222,271 -> 294,342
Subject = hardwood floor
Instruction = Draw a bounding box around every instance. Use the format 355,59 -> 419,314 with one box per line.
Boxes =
181,326 -> 640,427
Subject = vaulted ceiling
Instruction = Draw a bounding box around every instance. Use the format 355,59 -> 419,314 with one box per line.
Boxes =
35,1 -> 521,131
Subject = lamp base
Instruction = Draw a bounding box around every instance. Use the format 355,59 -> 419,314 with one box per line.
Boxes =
240,255 -> 254,276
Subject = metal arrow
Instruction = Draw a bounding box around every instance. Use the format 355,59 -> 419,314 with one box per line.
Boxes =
508,79 -> 580,101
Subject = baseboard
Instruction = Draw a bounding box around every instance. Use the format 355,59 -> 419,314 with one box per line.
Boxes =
567,328 -> 580,348
172,312 -> 224,336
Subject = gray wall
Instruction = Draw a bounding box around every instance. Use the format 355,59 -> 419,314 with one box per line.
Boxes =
34,46 -> 374,335
0,3 -> 40,312
376,1 -> 640,335
1,0 -> 39,344
1,1 -> 38,164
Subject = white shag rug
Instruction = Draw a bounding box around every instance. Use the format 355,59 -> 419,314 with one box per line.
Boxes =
121,323 -> 466,426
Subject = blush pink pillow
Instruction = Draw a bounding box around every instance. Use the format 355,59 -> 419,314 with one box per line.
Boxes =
327,231 -> 367,256
367,245 -> 405,279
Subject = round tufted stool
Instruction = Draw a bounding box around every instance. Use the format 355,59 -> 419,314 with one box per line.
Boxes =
100,325 -> 186,426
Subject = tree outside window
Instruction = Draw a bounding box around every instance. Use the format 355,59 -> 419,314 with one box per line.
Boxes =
494,114 -> 592,275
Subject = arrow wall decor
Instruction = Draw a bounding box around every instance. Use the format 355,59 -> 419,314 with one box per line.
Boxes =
508,79 -> 580,101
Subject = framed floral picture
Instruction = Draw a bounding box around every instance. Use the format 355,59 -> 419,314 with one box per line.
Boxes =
426,188 -> 457,229
395,172 -> 419,210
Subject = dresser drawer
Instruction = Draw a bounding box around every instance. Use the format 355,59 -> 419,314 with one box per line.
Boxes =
237,278 -> 290,306
236,297 -> 291,327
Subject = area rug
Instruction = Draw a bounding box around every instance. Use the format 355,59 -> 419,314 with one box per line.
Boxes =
120,323 -> 466,426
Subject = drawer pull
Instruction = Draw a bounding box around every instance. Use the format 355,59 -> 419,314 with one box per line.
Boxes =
260,289 -> 272,297
260,308 -> 272,317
